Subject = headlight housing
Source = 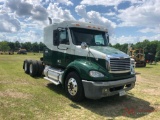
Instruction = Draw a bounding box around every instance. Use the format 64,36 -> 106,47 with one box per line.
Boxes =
89,71 -> 104,77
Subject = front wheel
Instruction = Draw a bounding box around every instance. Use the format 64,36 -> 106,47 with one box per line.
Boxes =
65,72 -> 84,102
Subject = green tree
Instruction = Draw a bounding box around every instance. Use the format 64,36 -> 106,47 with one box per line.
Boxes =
121,43 -> 128,53
8,42 -> 15,51
39,42 -> 45,51
21,42 -> 32,52
113,43 -> 128,53
156,43 -> 160,61
15,41 -> 21,50
0,41 -> 10,51
146,40 -> 158,55
32,42 -> 39,52
156,51 -> 160,61
134,40 -> 150,52
156,42 -> 160,52
113,43 -> 121,50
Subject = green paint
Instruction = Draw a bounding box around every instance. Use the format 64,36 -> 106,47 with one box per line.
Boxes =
63,59 -> 109,81
43,47 -> 134,82
43,47 -> 106,69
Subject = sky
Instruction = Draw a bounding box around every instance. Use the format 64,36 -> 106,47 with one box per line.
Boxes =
0,0 -> 160,45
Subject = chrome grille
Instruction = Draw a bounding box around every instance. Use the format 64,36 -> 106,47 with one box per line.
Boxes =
109,58 -> 130,73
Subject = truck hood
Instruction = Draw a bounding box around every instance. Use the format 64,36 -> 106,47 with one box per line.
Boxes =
90,46 -> 129,58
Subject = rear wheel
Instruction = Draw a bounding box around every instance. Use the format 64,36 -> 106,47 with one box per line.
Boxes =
65,72 -> 84,102
29,60 -> 38,77
23,60 -> 31,74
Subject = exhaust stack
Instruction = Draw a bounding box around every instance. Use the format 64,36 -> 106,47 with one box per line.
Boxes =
48,17 -> 52,24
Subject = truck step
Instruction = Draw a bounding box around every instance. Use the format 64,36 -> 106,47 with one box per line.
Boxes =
44,77 -> 60,85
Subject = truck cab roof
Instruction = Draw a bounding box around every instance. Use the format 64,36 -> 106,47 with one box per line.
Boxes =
45,20 -> 108,32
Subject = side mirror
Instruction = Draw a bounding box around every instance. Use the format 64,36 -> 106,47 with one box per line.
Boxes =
81,42 -> 88,49
106,33 -> 110,45
53,30 -> 60,46
107,36 -> 109,44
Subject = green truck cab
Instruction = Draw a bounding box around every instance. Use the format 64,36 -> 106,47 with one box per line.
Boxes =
23,20 -> 136,101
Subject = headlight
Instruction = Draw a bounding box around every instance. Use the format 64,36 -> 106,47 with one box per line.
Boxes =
89,71 -> 104,77
130,58 -> 135,65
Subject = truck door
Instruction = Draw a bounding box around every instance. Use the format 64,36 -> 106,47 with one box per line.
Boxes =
57,29 -> 72,67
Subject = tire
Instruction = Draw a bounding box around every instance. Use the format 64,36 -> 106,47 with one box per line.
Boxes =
23,60 -> 31,74
65,72 -> 84,102
37,61 -> 44,77
29,60 -> 38,77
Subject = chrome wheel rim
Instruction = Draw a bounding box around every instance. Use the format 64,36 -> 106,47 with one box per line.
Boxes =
68,78 -> 78,96
30,64 -> 33,74
24,62 -> 27,71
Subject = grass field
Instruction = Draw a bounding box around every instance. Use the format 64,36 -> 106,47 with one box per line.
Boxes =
0,53 -> 160,120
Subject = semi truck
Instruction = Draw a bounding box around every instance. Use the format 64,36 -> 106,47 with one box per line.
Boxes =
23,20 -> 136,101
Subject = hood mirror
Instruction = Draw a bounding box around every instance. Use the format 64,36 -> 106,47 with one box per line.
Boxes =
81,42 -> 88,49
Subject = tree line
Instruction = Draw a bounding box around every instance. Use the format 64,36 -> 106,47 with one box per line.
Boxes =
0,41 -> 45,53
112,39 -> 160,60
0,39 -> 160,60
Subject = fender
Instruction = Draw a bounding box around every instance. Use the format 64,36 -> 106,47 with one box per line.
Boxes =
62,59 -> 109,85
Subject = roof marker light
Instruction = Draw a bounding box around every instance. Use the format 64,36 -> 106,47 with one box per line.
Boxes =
75,24 -> 80,26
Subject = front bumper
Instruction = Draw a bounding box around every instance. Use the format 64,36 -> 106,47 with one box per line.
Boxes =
82,76 -> 136,99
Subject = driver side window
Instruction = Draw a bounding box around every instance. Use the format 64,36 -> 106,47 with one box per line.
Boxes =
59,30 -> 69,45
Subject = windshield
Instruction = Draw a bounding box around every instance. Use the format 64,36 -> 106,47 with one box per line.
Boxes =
70,28 -> 109,46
